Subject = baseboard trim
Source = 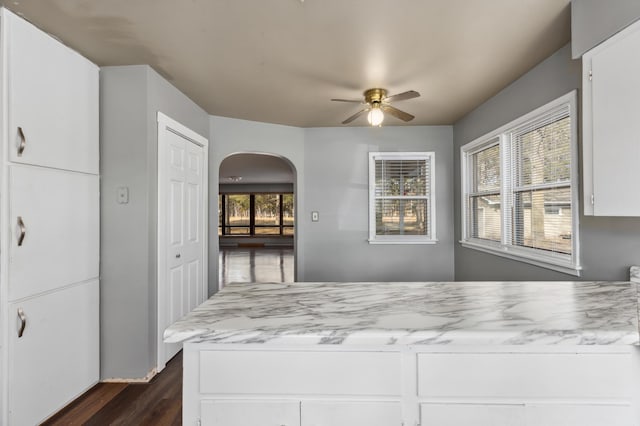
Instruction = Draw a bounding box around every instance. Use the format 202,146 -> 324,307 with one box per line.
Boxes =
101,368 -> 157,383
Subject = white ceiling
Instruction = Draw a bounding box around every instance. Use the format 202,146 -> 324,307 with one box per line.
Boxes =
4,0 -> 571,127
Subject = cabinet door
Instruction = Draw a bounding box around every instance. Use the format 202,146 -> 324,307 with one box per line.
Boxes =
524,404 -> 632,426
584,20 -> 640,216
4,9 -> 98,174
200,400 -> 300,426
302,401 -> 402,426
8,166 -> 99,300
420,404 -> 525,426
8,280 -> 99,426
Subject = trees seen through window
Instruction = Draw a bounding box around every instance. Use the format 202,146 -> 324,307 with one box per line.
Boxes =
219,193 -> 294,236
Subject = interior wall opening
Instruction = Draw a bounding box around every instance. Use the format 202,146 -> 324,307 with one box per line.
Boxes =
218,153 -> 295,287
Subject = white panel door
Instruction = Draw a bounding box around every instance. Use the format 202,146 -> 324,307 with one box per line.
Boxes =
302,401 -> 401,426
162,130 -> 205,364
4,9 -> 99,174
185,140 -> 205,310
201,400 -> 300,426
8,280 -> 99,426
590,22 -> 640,215
8,165 -> 99,301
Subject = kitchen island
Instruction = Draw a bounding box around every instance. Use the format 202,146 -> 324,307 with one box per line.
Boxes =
165,281 -> 640,426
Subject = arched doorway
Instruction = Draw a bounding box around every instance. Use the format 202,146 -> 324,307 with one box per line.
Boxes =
218,153 -> 295,286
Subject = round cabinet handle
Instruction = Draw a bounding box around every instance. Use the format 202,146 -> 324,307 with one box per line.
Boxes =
176,253 -> 181,259
17,216 -> 26,246
17,308 -> 26,338
17,127 -> 26,156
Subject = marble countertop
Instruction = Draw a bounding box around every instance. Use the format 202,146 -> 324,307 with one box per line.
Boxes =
164,281 -> 640,346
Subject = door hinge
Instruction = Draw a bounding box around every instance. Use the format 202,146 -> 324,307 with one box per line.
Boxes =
591,194 -> 595,205
589,69 -> 593,81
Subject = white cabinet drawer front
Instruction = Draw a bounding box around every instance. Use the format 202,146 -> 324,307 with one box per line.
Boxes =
9,166 -> 99,300
200,350 -> 401,396
8,280 -> 99,426
525,404 -> 632,426
302,401 -> 402,426
200,400 -> 300,426
5,10 -> 98,174
420,403 -> 525,426
417,353 -> 631,399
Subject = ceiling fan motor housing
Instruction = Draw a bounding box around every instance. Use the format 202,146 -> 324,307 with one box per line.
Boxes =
364,88 -> 387,104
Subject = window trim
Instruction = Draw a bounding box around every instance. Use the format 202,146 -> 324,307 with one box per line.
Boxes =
368,151 -> 437,245
460,91 -> 581,275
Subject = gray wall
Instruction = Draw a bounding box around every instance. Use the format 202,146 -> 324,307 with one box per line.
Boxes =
453,43 -> 640,281
219,183 -> 294,193
101,65 -> 209,380
303,126 -> 454,281
571,0 -> 640,58
100,66 -> 149,380
209,117 -> 455,286
209,116 -> 305,292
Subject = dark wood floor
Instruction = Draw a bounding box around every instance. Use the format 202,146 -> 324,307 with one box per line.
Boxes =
42,351 -> 183,426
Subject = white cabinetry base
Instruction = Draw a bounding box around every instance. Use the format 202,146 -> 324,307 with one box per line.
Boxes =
183,343 -> 638,426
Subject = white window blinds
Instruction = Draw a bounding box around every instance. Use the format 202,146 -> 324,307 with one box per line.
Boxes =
461,91 -> 579,275
509,104 -> 572,255
467,140 -> 501,242
369,152 -> 436,243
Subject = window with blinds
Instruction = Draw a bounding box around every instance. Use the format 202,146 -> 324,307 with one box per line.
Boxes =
461,91 -> 579,275
511,106 -> 572,255
369,152 -> 436,244
468,140 -> 501,242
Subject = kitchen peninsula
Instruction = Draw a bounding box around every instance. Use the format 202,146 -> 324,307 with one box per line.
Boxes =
165,281 -> 640,426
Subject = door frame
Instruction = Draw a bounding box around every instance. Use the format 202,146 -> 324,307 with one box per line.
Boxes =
157,112 -> 209,372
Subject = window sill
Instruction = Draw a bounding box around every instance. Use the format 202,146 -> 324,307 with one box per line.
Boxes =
369,238 -> 438,245
460,240 -> 581,276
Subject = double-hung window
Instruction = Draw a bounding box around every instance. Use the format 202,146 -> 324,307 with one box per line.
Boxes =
368,152 -> 436,244
461,91 -> 580,274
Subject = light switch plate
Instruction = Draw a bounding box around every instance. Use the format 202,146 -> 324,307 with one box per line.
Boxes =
117,186 -> 129,204
311,211 -> 319,222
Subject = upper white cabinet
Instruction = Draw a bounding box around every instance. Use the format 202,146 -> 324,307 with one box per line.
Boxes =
5,9 -> 98,174
583,18 -> 640,216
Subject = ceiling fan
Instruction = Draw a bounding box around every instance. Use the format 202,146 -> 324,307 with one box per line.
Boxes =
331,88 -> 420,126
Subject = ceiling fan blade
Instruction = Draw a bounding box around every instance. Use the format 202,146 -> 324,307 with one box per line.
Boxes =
342,108 -> 368,124
381,105 -> 415,122
383,90 -> 420,103
331,98 -> 364,103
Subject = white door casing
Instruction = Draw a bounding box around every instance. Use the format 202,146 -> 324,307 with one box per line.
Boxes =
157,112 -> 208,371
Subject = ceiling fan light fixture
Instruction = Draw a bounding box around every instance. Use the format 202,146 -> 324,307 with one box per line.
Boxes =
332,88 -> 418,125
367,105 -> 384,126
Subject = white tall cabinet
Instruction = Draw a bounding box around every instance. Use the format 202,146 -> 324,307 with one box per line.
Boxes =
582,18 -> 640,216
0,8 -> 99,425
